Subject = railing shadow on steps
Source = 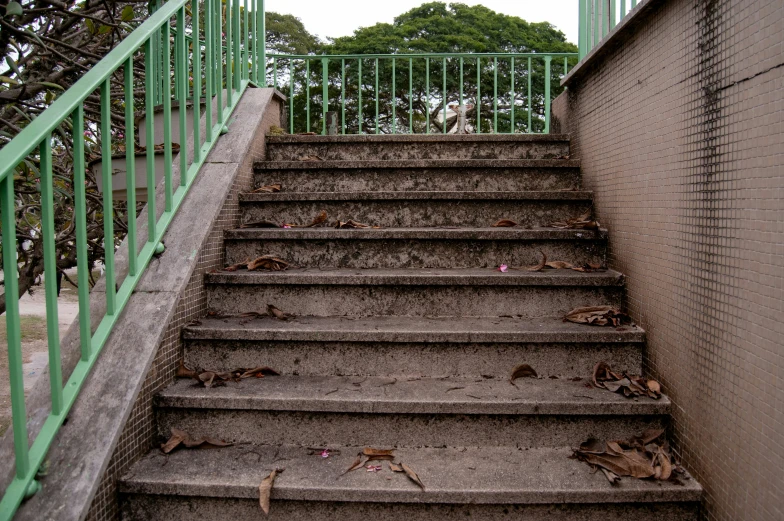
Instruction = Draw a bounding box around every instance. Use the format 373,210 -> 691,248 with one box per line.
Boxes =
0,0 -> 264,517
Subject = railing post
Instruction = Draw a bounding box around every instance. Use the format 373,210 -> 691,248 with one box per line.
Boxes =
260,0 -> 266,86
322,57 -> 329,136
543,55 -> 552,134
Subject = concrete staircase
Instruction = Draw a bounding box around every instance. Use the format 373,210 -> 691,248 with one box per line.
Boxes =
119,135 -> 702,520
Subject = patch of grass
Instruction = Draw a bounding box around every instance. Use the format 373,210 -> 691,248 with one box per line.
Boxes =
0,315 -> 48,345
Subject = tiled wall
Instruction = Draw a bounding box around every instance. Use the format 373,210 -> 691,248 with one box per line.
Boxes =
556,1 -> 783,520
85,94 -> 281,521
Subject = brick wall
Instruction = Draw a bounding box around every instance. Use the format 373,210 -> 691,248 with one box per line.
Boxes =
556,1 -> 783,520
85,92 -> 282,521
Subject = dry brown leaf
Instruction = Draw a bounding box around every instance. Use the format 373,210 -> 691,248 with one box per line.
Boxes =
341,453 -> 365,476
546,260 -> 575,269
223,259 -> 250,271
335,219 -> 372,229
248,255 -> 289,271
259,468 -> 284,515
592,362 -> 662,399
401,463 -> 425,490
176,359 -> 199,379
307,210 -> 328,227
493,219 -> 518,227
363,448 -> 396,457
267,304 -> 293,321
550,210 -> 600,230
161,428 -> 232,454
389,462 -> 404,472
252,183 -> 282,193
601,467 -> 621,485
564,306 -> 632,327
526,250 -> 547,272
176,362 -> 279,388
297,154 -> 324,161
510,364 -> 538,384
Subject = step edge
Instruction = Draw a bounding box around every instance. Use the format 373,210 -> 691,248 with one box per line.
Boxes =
238,190 -> 594,202
254,159 -> 581,170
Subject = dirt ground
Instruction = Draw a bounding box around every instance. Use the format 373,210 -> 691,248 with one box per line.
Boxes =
0,279 -> 80,436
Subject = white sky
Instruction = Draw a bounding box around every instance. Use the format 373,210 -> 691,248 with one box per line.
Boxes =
265,0 -> 579,46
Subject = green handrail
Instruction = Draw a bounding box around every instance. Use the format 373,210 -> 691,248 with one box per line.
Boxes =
578,0 -> 638,60
0,0 -> 265,517
267,52 -> 577,135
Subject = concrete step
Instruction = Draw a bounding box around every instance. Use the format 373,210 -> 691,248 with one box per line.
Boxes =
266,134 -> 571,161
224,227 -> 607,269
154,376 -> 667,448
239,190 -> 593,228
120,445 -> 701,521
253,159 -> 582,192
205,268 -> 624,318
182,315 -> 644,378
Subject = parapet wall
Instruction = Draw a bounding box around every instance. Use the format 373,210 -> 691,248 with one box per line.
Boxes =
555,1 -> 783,520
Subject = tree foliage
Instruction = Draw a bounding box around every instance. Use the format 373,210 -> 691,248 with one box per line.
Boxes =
273,2 -> 577,134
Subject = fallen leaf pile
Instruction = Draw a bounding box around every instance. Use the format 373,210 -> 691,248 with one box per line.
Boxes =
177,360 -> 279,388
593,362 -> 662,399
525,251 -> 605,273
550,211 -> 600,230
224,255 -> 290,271
572,428 -> 683,484
251,183 -> 282,193
160,427 -> 232,454
564,306 -> 632,327
259,468 -> 284,515
340,448 -> 425,490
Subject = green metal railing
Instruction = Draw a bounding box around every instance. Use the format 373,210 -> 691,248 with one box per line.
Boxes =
0,0 -> 265,517
268,52 -> 577,135
578,0 -> 639,60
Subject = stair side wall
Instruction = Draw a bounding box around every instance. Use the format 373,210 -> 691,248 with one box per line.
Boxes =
556,1 -> 784,521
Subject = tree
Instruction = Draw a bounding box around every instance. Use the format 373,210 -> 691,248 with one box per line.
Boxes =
265,11 -> 320,55
282,2 -> 577,133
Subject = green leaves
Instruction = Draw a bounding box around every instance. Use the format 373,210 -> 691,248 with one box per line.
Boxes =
121,5 -> 135,22
5,2 -> 23,17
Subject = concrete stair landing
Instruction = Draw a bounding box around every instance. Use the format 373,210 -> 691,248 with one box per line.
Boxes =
119,134 -> 702,519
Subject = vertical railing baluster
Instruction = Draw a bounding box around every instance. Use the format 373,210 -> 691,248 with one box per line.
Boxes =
544,56 -> 552,134
322,57 -> 329,135
459,56 -> 464,109
217,0 -> 224,120
163,21 -> 173,210
233,0 -> 241,90
425,57 -> 430,134
144,38 -> 157,242
273,57 -> 278,89
306,59 -> 310,132
251,0 -> 257,83
341,58 -> 346,135
442,56 -> 446,134
358,59 -> 362,134
579,0 -> 587,59
177,8 -> 188,186
594,0 -> 601,46
510,56 -> 515,133
244,0 -> 249,81
206,0 -> 214,143
0,171 -> 29,479
124,59 -> 138,276
527,57 -> 532,133
226,0 -> 233,107
493,56 -> 498,133
373,58 -> 379,134
610,0 -> 616,29
602,0 -> 609,37
100,79 -> 116,315
409,57 -> 413,134
259,0 -> 266,86
392,58 -> 396,134
39,135 -> 63,416
476,57 -> 481,133
622,0 -> 627,18
289,61 -> 294,133
564,56 -> 568,76
193,0 -> 202,164
72,105 -> 91,362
